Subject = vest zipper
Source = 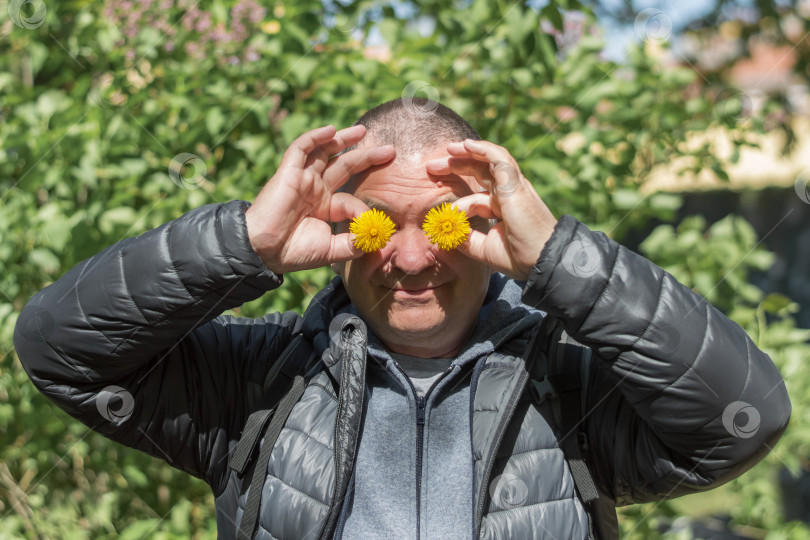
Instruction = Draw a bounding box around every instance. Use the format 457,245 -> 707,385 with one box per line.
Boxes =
333,469 -> 356,539
471,363 -> 530,537
394,363 -> 454,540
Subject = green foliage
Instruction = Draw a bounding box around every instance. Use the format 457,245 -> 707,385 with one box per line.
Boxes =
619,214 -> 810,538
1,0 -> 807,537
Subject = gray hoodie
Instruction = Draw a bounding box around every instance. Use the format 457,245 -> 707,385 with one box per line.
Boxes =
333,273 -> 545,539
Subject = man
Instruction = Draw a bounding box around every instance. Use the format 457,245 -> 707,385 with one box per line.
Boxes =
15,98 -> 791,539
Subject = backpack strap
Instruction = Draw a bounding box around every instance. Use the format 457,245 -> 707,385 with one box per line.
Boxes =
525,317 -> 599,503
526,317 -> 619,540
228,333 -> 316,539
549,330 -> 599,504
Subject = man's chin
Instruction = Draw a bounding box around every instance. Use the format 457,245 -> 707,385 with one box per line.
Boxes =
379,312 -> 448,342
389,317 -> 444,336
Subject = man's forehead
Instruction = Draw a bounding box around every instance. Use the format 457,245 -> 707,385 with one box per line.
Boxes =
351,167 -> 475,215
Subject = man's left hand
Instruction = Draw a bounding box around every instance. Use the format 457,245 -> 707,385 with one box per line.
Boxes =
426,139 -> 558,281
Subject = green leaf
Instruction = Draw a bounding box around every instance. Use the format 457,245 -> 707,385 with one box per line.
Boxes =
612,189 -> 642,210
234,134 -> 271,159
99,207 -> 137,235
379,17 -> 401,47
281,113 -> 311,145
762,293 -> 793,314
124,464 -> 149,487
36,89 -> 70,121
290,56 -> 319,86
205,108 -> 226,137
119,519 -> 160,540
541,4 -> 564,31
29,248 -> 60,274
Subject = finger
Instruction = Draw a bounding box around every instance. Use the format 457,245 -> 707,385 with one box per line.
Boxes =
326,232 -> 364,264
460,139 -> 513,164
456,228 -> 490,262
307,125 -> 370,174
304,145 -> 330,173
426,156 -> 493,191
490,160 -> 524,198
452,193 -> 498,221
322,145 -> 396,191
456,227 -> 511,271
458,140 -> 527,198
282,125 -> 339,167
317,124 -> 369,157
328,192 -> 371,224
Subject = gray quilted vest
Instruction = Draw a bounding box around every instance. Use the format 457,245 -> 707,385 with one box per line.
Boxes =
217,315 -> 612,539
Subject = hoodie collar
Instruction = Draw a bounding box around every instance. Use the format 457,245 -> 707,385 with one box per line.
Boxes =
301,274 -> 546,370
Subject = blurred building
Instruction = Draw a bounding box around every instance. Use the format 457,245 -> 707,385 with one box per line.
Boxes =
639,28 -> 810,328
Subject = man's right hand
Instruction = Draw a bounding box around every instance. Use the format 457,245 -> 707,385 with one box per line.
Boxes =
245,124 -> 395,275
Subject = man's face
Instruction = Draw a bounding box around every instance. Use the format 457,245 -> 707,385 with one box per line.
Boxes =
336,147 -> 492,358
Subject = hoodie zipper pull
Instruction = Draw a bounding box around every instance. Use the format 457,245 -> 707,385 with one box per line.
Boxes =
416,395 -> 426,426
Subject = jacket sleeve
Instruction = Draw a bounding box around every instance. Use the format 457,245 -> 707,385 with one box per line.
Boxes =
13,200 -> 299,495
521,214 -> 792,505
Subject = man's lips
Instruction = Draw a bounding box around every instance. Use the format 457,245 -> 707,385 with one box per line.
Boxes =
385,284 -> 441,298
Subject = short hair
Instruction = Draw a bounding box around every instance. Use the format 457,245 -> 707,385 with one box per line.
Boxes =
346,97 -> 481,157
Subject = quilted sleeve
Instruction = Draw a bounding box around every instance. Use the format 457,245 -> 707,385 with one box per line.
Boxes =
522,214 -> 792,505
13,200 -> 299,494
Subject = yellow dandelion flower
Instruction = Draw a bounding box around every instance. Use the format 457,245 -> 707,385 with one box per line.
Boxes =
350,209 -> 396,253
422,203 -> 471,250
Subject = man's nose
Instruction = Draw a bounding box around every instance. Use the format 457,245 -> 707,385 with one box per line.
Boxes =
388,227 -> 437,276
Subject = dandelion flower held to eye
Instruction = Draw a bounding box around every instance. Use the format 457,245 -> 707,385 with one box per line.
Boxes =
423,203 -> 471,250
350,209 -> 396,253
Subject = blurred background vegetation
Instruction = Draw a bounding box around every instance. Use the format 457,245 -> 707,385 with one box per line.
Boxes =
1,0 -> 809,538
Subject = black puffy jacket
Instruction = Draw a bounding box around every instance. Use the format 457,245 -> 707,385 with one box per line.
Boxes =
14,200 -> 792,539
